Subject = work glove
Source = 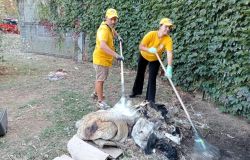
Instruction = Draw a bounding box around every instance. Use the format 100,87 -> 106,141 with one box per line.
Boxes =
165,65 -> 173,79
117,36 -> 123,42
148,47 -> 157,54
116,55 -> 124,61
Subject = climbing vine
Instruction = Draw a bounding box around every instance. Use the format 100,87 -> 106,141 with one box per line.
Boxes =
41,0 -> 250,119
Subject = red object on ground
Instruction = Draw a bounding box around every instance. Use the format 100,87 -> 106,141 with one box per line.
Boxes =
0,18 -> 19,34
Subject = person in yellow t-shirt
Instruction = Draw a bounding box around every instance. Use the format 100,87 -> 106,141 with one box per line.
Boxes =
129,18 -> 174,103
92,8 -> 124,109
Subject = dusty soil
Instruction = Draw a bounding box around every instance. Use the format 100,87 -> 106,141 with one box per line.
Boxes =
0,34 -> 249,160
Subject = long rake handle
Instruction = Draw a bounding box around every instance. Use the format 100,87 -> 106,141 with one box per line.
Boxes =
119,40 -> 125,98
155,52 -> 198,132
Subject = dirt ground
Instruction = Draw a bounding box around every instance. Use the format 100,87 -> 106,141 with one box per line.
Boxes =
0,34 -> 249,160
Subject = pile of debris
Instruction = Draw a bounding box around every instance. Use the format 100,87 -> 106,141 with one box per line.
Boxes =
47,69 -> 67,81
53,100 -> 210,160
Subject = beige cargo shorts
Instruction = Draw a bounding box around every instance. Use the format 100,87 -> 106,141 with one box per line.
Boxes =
93,64 -> 109,81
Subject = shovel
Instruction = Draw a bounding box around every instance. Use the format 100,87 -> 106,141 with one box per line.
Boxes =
155,52 -> 220,160
119,40 -> 125,99
111,40 -> 137,118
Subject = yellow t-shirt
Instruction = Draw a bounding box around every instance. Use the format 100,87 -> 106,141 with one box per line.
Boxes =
140,31 -> 173,62
93,22 -> 115,67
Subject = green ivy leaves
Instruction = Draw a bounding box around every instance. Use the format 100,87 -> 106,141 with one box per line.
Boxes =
42,0 -> 249,118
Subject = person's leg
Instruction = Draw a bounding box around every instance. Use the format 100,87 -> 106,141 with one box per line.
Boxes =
93,64 -> 109,108
146,60 -> 160,103
130,55 -> 148,97
95,81 -> 104,102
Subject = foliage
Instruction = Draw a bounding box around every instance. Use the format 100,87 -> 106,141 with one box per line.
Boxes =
0,0 -> 18,19
43,0 -> 249,118
39,90 -> 93,159
37,2 -> 51,21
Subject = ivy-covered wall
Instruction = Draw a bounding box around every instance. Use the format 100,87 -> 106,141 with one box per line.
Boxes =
43,0 -> 250,118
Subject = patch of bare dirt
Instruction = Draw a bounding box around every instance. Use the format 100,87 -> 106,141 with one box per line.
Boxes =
0,66 -> 7,75
190,100 -> 250,160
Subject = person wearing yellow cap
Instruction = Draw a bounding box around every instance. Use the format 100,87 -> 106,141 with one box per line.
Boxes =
92,8 -> 124,109
129,18 -> 174,103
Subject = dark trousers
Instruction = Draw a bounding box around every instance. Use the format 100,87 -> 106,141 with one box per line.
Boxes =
132,55 -> 160,102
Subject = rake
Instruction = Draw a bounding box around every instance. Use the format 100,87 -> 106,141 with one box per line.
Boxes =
155,52 -> 220,160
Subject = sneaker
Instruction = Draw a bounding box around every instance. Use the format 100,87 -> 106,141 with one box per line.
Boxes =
91,92 -> 98,99
97,101 -> 110,110
91,92 -> 105,100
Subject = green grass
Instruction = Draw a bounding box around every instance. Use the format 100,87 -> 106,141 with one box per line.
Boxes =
0,61 -> 41,91
50,90 -> 93,121
1,90 -> 94,160
18,99 -> 41,109
37,90 -> 93,159
0,38 -> 97,159
0,139 -> 7,147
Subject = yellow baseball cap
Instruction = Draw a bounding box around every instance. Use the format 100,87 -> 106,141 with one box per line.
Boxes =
160,18 -> 174,26
105,8 -> 119,19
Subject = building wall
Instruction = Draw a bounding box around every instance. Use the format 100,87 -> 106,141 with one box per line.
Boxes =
18,0 -> 84,61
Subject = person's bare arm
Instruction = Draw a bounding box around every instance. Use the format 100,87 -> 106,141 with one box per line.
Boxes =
166,51 -> 173,66
139,44 -> 150,52
113,29 -> 118,38
100,40 -> 119,58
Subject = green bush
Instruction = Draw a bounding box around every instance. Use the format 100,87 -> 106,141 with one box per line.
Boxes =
44,0 -> 250,118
